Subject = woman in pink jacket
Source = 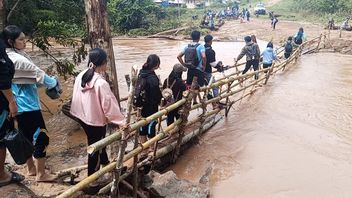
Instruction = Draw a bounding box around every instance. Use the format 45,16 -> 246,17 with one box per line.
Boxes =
70,48 -> 125,178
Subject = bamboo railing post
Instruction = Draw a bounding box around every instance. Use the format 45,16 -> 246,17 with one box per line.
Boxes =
225,81 -> 232,117
264,63 -> 274,85
315,34 -> 322,52
150,115 -> 162,170
110,67 -> 137,198
198,82 -> 209,139
172,77 -> 198,163
132,108 -> 141,198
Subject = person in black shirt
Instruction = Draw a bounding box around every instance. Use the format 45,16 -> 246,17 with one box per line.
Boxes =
0,38 -> 24,186
138,54 -> 162,145
162,64 -> 187,126
204,35 -> 226,108
204,35 -> 225,95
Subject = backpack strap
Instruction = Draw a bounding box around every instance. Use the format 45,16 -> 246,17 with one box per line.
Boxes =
170,80 -> 176,89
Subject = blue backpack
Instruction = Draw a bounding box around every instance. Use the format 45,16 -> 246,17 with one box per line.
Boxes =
294,32 -> 303,45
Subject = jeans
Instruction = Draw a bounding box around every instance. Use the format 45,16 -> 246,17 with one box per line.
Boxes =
205,72 -> 219,97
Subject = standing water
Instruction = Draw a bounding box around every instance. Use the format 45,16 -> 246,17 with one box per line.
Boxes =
170,53 -> 352,197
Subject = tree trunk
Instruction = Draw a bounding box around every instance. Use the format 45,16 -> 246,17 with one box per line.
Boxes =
0,0 -> 6,30
84,0 -> 120,102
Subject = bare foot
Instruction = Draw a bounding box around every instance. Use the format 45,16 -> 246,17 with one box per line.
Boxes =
27,166 -> 36,176
36,172 -> 57,182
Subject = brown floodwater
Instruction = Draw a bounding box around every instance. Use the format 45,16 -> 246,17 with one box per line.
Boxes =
43,38 -> 266,170
170,53 -> 352,197
37,39 -> 352,197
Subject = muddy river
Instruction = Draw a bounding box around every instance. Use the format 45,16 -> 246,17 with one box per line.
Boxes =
170,53 -> 352,197
33,39 -> 352,197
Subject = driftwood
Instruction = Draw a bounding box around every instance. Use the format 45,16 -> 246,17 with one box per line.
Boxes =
56,165 -> 87,178
146,35 -> 180,40
153,27 -> 188,36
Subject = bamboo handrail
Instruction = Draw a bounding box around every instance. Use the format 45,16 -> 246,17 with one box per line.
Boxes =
87,98 -> 187,154
57,119 -> 182,198
110,67 -> 137,196
98,109 -> 222,195
58,34 -> 326,198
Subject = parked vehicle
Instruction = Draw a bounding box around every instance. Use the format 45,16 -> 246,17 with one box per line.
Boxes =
254,3 -> 266,15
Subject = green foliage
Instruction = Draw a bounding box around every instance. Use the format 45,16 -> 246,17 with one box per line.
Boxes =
296,0 -> 352,14
128,28 -> 149,36
108,0 -> 160,33
5,0 -> 86,77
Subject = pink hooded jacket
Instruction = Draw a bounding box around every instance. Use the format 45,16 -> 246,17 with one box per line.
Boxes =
70,69 -> 125,127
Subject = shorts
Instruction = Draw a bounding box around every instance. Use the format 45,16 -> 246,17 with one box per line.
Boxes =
263,63 -> 272,69
139,120 -> 157,138
0,110 -> 10,148
186,68 -> 205,87
16,111 -> 49,158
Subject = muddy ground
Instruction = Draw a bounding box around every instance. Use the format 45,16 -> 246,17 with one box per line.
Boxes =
2,13 -> 352,198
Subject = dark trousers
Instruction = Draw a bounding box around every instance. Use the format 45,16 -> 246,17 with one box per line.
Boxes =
263,63 -> 273,73
284,53 -> 291,59
16,110 -> 49,159
167,109 -> 180,126
186,68 -> 205,87
242,59 -> 260,80
272,21 -> 277,29
78,120 -> 109,176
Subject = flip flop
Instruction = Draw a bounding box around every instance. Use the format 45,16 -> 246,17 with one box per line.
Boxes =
0,171 -> 25,187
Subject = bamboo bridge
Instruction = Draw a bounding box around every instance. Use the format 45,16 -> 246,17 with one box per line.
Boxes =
57,34 -> 333,198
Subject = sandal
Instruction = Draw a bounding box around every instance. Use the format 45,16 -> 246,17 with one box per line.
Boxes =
0,171 -> 25,187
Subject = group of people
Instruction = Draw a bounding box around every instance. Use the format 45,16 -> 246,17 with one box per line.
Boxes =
0,25 -> 126,191
283,27 -> 307,59
0,25 -> 61,187
0,23 -> 307,192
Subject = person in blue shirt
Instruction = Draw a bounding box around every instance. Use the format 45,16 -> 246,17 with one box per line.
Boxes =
261,42 -> 279,72
294,27 -> 307,45
3,25 -> 60,182
177,30 -> 206,87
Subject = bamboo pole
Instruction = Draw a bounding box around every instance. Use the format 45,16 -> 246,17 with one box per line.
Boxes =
98,110 -> 221,195
132,108 -> 141,198
58,36 -> 321,198
57,119 -> 182,198
87,98 -> 187,154
111,67 -> 137,197
173,77 -> 198,163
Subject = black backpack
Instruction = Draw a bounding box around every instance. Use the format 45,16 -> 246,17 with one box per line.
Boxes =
184,43 -> 200,69
133,74 -> 147,107
284,42 -> 293,53
247,44 -> 257,60
294,32 -> 303,45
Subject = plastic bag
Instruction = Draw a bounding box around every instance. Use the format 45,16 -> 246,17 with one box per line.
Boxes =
3,119 -> 33,165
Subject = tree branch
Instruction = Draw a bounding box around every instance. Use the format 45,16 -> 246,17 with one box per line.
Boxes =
6,0 -> 24,23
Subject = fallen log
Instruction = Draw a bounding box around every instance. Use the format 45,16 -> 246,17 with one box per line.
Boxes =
56,165 -> 87,178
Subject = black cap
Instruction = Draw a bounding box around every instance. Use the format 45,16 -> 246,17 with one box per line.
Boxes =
244,36 -> 251,42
